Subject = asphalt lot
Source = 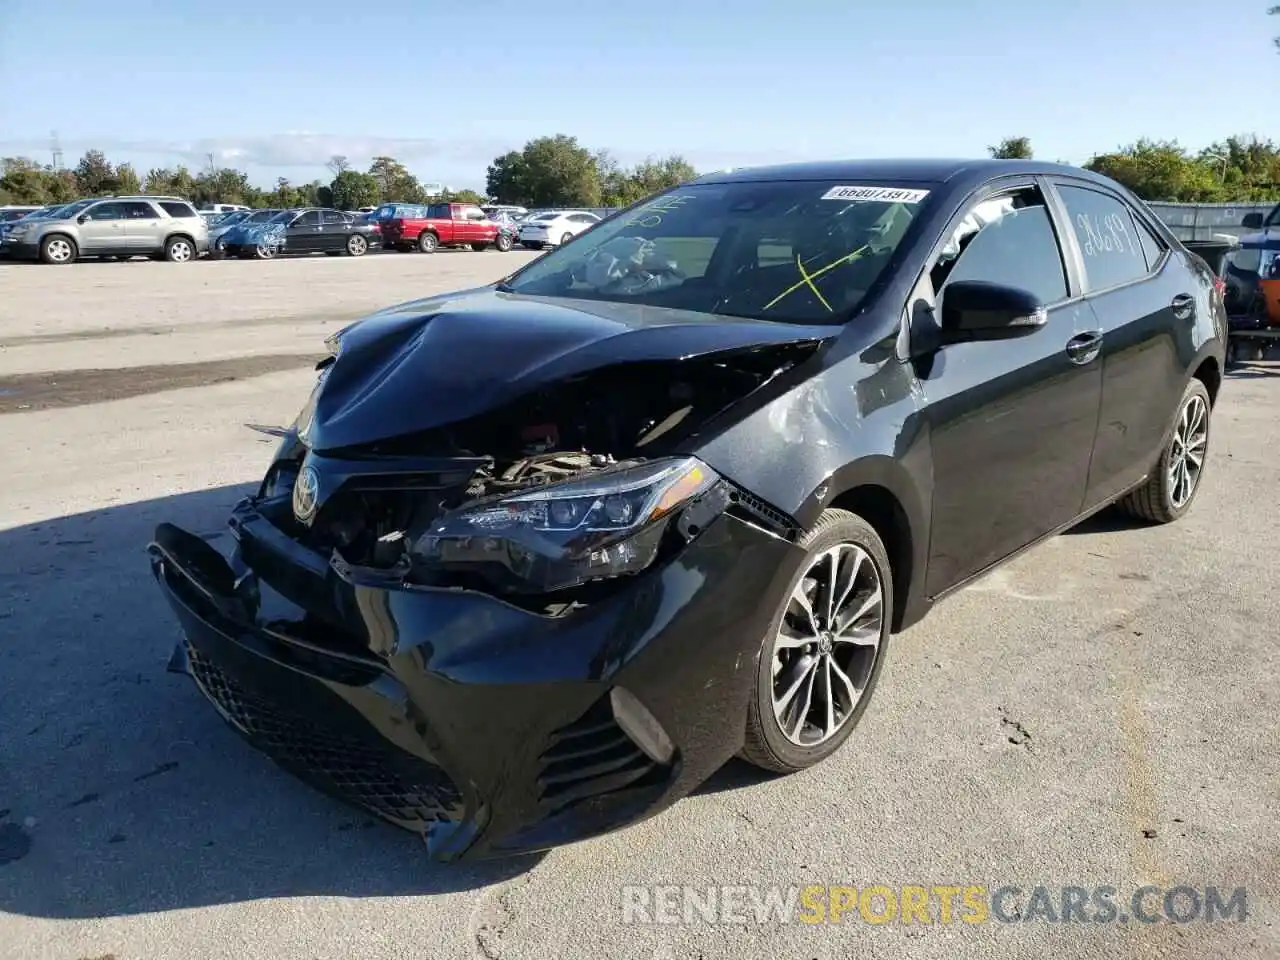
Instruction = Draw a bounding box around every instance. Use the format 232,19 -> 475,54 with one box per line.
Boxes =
0,255 -> 1277,960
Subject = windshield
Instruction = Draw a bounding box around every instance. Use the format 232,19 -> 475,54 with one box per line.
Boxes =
1266,205 -> 1280,228
246,209 -> 278,222
265,209 -> 296,224
504,180 -> 928,323
217,211 -> 250,227
51,200 -> 94,219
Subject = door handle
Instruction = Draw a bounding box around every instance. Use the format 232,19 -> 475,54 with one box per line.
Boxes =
1065,331 -> 1103,365
1171,293 -> 1195,320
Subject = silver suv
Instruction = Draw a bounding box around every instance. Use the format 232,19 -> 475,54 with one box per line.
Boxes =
7,196 -> 210,264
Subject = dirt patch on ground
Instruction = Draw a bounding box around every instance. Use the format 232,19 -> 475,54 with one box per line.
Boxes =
0,354 -> 321,413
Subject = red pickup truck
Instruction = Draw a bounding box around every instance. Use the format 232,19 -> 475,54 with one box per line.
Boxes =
379,202 -> 512,253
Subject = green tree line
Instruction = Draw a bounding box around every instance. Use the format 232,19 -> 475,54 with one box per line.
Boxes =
987,134 -> 1280,203
4,133 -> 1279,210
0,151 -> 489,209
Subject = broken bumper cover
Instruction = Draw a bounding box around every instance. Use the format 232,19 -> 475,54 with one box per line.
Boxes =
148,501 -> 800,860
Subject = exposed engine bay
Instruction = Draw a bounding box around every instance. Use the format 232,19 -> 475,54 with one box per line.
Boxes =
261,348 -> 810,606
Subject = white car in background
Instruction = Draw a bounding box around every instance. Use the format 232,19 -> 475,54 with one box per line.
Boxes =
518,210 -> 601,250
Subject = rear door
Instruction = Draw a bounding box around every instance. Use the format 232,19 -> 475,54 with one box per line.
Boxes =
917,180 -> 1104,595
1046,180 -> 1189,507
120,200 -> 163,252
319,209 -> 350,250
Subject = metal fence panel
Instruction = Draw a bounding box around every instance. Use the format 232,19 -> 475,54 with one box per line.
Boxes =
1144,201 -> 1273,241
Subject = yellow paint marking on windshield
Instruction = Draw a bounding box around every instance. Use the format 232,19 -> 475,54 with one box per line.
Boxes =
763,245 -> 870,312
794,254 -> 832,311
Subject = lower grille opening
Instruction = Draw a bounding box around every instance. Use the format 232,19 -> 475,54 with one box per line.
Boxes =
537,695 -> 670,815
186,641 -> 464,827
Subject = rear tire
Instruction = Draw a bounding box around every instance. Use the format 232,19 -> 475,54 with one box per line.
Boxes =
39,234 -> 77,265
740,508 -> 892,775
1117,378 -> 1211,524
346,234 -> 368,257
164,236 -> 195,263
417,231 -> 438,253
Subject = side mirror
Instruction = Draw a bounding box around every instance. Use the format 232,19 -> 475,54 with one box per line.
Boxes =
1241,213 -> 1264,230
77,214 -> 90,224
940,280 -> 1047,344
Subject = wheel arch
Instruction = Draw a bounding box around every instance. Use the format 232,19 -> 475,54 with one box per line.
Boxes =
1192,354 -> 1221,408
809,456 -> 932,633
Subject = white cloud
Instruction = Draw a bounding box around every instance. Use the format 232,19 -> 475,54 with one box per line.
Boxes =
0,132 -> 513,173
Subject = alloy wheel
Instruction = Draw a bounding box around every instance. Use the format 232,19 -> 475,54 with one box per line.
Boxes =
771,543 -> 885,746
46,238 -> 72,263
169,240 -> 193,262
1168,394 -> 1208,509
348,235 -> 367,256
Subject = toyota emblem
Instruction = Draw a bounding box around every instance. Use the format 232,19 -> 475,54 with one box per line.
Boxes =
292,465 -> 320,523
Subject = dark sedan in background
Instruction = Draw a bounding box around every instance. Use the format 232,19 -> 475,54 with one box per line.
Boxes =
221,207 -> 381,259
150,158 -> 1224,861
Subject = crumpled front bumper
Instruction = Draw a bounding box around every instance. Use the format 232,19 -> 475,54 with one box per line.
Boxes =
148,499 -> 802,860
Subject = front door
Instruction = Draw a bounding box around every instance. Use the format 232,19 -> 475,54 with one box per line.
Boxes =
917,182 -> 1103,596
1047,180 -> 1190,508
77,201 -> 127,255
286,210 -> 323,253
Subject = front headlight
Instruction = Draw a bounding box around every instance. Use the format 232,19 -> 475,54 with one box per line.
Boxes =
411,456 -> 725,594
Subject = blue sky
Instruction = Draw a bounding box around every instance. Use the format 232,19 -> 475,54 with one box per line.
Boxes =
0,0 -> 1274,191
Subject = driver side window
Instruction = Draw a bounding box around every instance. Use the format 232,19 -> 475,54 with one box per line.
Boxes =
931,187 -> 1069,306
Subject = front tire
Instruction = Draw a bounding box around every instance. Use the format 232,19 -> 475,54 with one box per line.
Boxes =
1117,378 -> 1211,524
560,232 -> 573,246
40,234 -> 77,265
740,508 -> 892,774
346,234 -> 368,257
495,233 -> 513,252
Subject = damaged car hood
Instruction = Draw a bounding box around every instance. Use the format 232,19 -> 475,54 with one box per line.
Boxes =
303,289 -> 837,452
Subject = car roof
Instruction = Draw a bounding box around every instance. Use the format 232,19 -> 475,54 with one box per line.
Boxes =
691,157 -> 1106,186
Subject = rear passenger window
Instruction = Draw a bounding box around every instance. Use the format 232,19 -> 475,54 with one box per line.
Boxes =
1056,185 -> 1151,290
159,201 -> 197,218
1133,216 -> 1165,272
934,188 -> 1069,305
321,210 -> 346,224
121,201 -> 156,219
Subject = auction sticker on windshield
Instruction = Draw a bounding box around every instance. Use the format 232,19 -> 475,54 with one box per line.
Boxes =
821,185 -> 930,203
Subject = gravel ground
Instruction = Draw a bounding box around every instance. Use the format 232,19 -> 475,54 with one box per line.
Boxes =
0,256 -> 1277,960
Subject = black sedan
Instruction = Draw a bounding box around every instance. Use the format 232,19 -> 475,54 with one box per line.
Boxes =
149,158 -> 1224,860
221,207 -> 381,259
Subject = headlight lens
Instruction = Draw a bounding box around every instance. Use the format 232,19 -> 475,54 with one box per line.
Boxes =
411,456 -> 723,594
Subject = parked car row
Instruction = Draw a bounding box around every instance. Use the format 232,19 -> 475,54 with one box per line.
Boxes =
0,195 -> 607,264
218,207 -> 383,259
